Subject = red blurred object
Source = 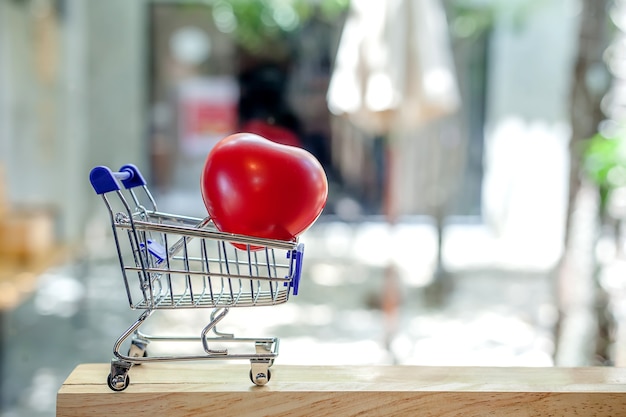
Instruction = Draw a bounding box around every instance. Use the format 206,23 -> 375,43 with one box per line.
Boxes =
239,119 -> 302,148
201,133 -> 328,250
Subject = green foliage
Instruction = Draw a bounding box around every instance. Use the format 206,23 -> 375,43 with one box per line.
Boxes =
204,0 -> 539,53
208,0 -> 349,53
444,0 -> 547,39
582,132 -> 626,214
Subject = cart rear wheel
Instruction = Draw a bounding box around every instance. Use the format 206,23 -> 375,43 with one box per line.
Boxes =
128,347 -> 148,362
107,373 -> 130,391
129,341 -> 148,357
249,368 -> 271,386
128,340 -> 148,365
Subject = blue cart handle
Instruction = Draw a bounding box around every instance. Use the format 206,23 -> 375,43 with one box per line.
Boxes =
90,164 -> 147,194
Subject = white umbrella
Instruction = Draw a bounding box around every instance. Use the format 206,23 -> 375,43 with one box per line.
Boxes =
327,0 -> 460,137
327,0 -> 463,296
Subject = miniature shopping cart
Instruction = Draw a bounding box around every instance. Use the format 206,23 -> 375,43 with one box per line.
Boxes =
89,164 -> 304,391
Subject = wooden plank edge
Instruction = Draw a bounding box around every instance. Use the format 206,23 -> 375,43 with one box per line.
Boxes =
57,364 -> 626,417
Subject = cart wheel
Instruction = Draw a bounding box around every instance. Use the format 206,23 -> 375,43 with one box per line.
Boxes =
249,368 -> 271,386
107,373 -> 130,391
129,340 -> 148,357
128,340 -> 148,364
128,347 -> 148,358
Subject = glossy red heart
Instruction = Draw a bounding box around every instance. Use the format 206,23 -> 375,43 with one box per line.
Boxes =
201,133 -> 328,249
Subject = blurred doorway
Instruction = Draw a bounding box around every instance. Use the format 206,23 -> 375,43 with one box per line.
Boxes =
144,1 -> 489,220
146,2 -> 344,215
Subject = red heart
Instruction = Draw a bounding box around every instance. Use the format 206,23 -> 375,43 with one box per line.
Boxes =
201,133 -> 328,249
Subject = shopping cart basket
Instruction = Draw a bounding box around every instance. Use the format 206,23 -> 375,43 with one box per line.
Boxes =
89,164 -> 304,391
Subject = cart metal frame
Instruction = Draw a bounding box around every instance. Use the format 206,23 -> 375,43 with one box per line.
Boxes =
90,164 -> 303,391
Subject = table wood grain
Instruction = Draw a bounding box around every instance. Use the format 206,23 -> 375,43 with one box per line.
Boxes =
57,363 -> 626,416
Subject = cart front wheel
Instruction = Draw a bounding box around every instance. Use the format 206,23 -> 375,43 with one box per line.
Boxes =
249,368 -> 271,386
107,373 -> 130,391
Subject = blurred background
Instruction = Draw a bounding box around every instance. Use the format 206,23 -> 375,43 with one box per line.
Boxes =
2,0 -> 626,415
